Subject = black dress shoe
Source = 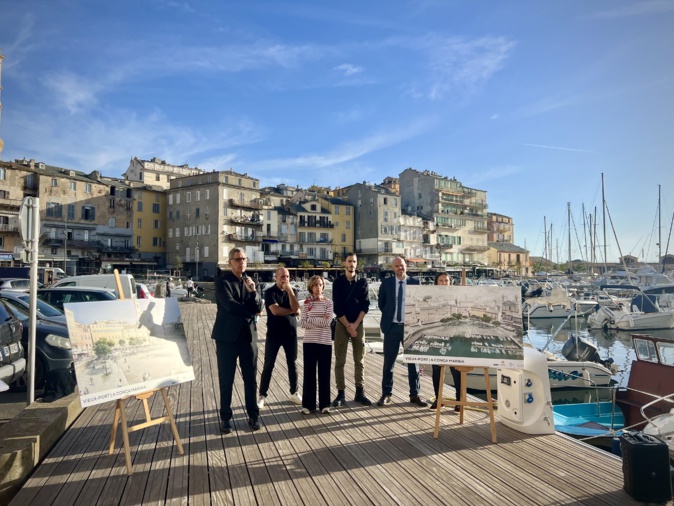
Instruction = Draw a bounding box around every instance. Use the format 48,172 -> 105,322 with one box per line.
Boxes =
248,418 -> 261,431
220,420 -> 232,434
410,395 -> 428,407
376,394 -> 392,406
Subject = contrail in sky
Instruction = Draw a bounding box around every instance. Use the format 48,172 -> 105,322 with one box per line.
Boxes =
524,143 -> 599,154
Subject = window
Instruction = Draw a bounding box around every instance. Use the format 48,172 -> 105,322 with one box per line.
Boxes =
108,217 -> 116,227
176,194 -> 180,204
205,189 -> 210,200
0,190 -> 8,198
67,204 -> 75,220
136,189 -> 143,200
334,205 -> 340,215
110,197 -> 116,208
310,204 -> 317,211
168,229 -> 173,238
83,230 -> 89,241
46,202 -> 62,218
203,246 -> 209,258
69,181 -> 76,191
136,236 -> 141,246
383,197 -> 388,205
195,208 -> 200,218
51,178 -> 58,187
342,233 -> 346,242
168,194 -> 173,205
196,190 -> 200,201
82,206 -> 95,221
137,218 -> 142,228
346,207 -> 351,215
85,183 -> 92,193
137,201 -> 143,212
49,228 -> 56,239
0,168 -> 5,180
176,210 -> 180,219
187,192 -> 191,203
169,211 -> 173,220
110,187 -> 116,196
155,173 -> 160,181
384,211 -> 389,222
126,221 -> 131,229
152,203 -> 160,213
153,237 -> 159,247
175,228 -> 180,238
154,220 -> 159,229
346,221 -> 351,229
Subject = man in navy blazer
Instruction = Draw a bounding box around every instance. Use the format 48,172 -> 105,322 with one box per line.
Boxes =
377,256 -> 428,407
212,247 -> 264,433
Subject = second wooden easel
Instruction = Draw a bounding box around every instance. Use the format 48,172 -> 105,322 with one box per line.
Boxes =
433,365 -> 497,443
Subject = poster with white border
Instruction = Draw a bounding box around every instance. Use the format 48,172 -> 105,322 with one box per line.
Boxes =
402,285 -> 524,369
64,298 -> 194,407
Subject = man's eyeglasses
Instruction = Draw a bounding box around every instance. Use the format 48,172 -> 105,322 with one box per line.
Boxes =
231,257 -> 247,262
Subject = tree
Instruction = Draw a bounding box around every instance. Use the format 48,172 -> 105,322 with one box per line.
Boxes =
94,339 -> 114,361
173,255 -> 183,275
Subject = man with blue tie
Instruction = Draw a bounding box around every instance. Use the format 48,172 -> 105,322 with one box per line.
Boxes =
376,256 -> 428,407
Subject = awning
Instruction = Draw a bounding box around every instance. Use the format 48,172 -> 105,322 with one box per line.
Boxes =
406,258 -> 427,263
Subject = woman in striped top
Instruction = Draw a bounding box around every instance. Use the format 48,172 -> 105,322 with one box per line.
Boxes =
300,275 -> 334,414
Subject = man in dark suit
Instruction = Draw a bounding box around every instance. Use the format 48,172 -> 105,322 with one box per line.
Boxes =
377,256 -> 428,407
212,247 -> 264,433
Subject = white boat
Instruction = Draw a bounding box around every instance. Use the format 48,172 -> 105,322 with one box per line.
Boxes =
587,290 -> 674,330
443,354 -> 615,391
522,286 -> 573,319
642,400 -> 674,461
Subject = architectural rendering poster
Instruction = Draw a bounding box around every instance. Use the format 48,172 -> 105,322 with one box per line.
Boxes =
64,298 -> 194,407
402,285 -> 524,369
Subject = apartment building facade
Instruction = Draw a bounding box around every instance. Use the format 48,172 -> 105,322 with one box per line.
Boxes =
166,169 -> 263,278
399,168 -> 489,266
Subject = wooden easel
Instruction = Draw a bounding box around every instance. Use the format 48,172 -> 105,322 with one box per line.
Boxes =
433,365 -> 497,443
109,388 -> 184,474
107,270 -> 185,474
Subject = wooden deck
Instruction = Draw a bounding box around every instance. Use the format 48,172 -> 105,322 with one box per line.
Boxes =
9,303 -> 646,505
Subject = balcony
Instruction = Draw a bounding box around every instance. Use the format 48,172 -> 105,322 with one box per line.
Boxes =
0,224 -> 19,233
228,198 -> 263,210
0,198 -> 22,210
436,243 -> 453,250
461,244 -> 489,252
473,226 -> 489,234
229,214 -> 264,226
228,233 -> 262,243
298,221 -> 334,229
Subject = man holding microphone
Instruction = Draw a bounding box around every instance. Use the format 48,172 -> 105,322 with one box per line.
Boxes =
211,247 -> 264,433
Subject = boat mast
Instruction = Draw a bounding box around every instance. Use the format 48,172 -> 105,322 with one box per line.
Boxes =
658,184 -> 662,270
601,173 -> 607,272
566,202 -> 573,274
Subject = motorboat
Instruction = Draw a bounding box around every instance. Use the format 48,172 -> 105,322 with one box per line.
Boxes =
642,399 -> 674,461
552,401 -> 625,440
443,335 -> 616,391
522,286 -> 574,319
587,289 -> 674,330
616,334 -> 674,431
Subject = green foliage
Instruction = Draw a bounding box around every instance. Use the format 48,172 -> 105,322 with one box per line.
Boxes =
94,339 -> 114,360
300,260 -> 312,268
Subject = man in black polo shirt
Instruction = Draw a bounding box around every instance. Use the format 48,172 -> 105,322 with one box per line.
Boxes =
257,267 -> 302,408
332,252 -> 372,407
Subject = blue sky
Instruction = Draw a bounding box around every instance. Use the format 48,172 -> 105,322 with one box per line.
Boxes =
1,1 -> 673,264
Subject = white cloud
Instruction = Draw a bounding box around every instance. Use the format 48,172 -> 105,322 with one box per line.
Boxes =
524,143 -> 600,154
333,63 -> 364,77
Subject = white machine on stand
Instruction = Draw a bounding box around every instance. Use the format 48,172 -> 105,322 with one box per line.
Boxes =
497,347 -> 555,435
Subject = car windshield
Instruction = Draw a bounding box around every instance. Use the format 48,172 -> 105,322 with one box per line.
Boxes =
17,295 -> 64,317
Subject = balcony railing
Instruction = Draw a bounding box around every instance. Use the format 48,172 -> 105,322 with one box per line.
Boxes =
229,215 -> 264,226
228,198 -> 263,210
228,233 -> 262,243
461,244 -> 489,252
0,198 -> 22,209
0,224 -> 19,233
298,221 -> 334,228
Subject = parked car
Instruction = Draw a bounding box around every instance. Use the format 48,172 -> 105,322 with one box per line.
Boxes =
3,303 -> 73,389
0,299 -> 25,386
50,274 -> 137,300
37,287 -> 118,312
136,282 -> 154,299
0,290 -> 67,325
0,278 -> 44,291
